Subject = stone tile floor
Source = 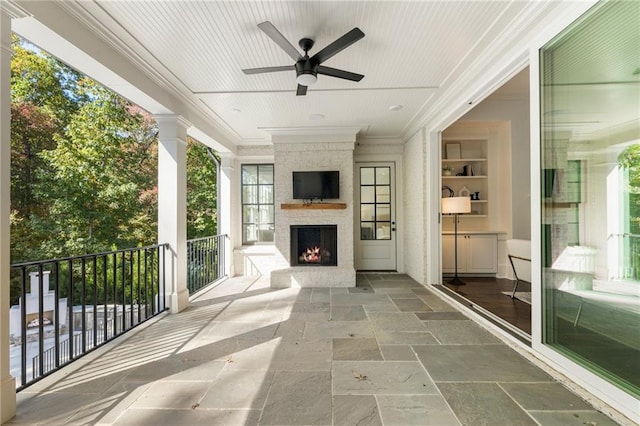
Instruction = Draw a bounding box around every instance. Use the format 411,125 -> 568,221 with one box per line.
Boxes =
6,274 -> 623,425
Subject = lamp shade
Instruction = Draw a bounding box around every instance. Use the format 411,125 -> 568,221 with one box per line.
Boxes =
442,196 -> 471,214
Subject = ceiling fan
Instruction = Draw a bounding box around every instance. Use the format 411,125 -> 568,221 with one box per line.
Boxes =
242,21 -> 365,96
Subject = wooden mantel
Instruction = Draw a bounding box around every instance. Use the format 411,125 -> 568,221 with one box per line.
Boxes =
281,203 -> 347,210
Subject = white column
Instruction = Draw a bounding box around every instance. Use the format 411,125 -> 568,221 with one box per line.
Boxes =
156,115 -> 190,313
0,6 -> 16,423
219,154 -> 234,277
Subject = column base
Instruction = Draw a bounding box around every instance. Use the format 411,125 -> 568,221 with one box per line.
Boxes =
170,287 -> 189,313
1,375 -> 16,423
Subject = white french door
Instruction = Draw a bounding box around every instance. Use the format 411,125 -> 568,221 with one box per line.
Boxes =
355,162 -> 397,270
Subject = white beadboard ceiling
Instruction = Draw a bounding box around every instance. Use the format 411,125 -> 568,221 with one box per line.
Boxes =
23,0 -> 637,146
55,0 -> 531,145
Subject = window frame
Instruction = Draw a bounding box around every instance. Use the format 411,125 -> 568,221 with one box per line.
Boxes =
241,163 -> 275,245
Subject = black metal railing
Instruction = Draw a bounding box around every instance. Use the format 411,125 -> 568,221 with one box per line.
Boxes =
187,234 -> 227,295
9,243 -> 168,390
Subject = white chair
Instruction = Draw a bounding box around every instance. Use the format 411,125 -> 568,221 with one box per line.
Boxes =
506,239 -> 531,298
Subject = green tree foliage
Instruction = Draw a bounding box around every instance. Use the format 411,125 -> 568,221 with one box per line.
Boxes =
618,143 -> 640,234
10,36 -> 76,264
9,37 -> 220,310
11,35 -> 218,271
187,138 -> 218,239
33,80 -> 159,257
618,143 -> 640,280
10,35 -> 83,121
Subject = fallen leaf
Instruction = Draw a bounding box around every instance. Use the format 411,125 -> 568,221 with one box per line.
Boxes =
227,357 -> 234,363
352,370 -> 368,381
191,402 -> 200,410
348,333 -> 355,337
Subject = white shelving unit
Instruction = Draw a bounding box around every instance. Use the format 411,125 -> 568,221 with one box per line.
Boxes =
442,140 -> 489,217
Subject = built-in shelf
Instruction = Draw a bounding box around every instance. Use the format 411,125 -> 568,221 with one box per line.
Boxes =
441,138 -> 490,218
281,203 -> 347,210
444,213 -> 488,218
442,175 -> 488,179
442,158 -> 487,163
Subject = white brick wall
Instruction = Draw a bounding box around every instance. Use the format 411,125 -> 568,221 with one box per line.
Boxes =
270,141 -> 355,287
403,130 -> 425,282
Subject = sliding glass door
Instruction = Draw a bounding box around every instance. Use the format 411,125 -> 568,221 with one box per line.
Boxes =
540,0 -> 639,396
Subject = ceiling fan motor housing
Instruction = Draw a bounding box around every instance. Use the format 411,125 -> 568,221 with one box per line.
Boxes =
242,22 -> 365,94
295,59 -> 318,81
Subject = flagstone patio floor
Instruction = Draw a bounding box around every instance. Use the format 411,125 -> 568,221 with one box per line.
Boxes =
6,274 -> 624,425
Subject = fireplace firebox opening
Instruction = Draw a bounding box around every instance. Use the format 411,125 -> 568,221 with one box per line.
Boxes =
290,225 -> 337,266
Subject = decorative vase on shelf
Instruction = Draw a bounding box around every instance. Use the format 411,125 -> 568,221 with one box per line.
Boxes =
443,169 -> 452,176
458,186 -> 471,197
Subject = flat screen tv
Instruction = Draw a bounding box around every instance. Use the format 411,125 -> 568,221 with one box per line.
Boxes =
292,171 -> 340,200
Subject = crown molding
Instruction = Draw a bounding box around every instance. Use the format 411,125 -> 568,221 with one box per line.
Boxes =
2,1 -> 29,19
263,126 -> 361,144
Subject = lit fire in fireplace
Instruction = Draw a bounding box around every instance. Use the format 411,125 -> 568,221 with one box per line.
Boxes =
300,246 -> 331,263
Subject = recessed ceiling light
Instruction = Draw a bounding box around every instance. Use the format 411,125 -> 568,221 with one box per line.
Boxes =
309,113 -> 325,120
389,104 -> 403,111
230,108 -> 241,113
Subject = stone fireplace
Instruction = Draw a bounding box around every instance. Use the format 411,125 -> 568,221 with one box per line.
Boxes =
269,128 -> 357,288
290,225 -> 337,267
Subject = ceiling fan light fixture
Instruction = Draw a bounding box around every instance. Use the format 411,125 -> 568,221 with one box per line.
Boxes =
244,21 -> 365,95
296,72 -> 317,86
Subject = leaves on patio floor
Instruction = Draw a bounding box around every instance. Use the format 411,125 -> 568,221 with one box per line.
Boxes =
352,370 -> 368,381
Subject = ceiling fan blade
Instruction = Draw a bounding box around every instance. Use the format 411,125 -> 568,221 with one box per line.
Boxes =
258,21 -> 301,61
317,65 -> 364,82
296,84 -> 308,96
310,27 -> 365,65
242,65 -> 293,75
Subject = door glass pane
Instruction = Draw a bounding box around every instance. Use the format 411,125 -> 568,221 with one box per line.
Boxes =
361,223 -> 374,240
376,205 -> 390,221
360,165 -> 394,242
376,186 -> 390,203
376,167 -> 390,185
540,0 -> 640,395
361,204 -> 374,221
376,223 -> 391,240
360,168 -> 375,185
361,186 -> 375,203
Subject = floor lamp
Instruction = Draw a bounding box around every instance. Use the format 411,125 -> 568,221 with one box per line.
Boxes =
442,196 -> 471,286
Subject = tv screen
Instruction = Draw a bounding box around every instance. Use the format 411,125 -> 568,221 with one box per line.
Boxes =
292,171 -> 340,200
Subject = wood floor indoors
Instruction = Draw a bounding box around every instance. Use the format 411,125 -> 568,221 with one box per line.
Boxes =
441,277 -> 532,335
